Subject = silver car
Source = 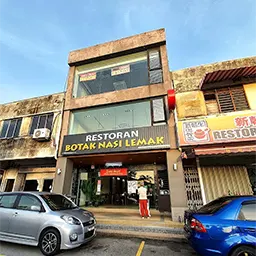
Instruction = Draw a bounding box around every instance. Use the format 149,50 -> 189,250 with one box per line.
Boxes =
0,192 -> 96,255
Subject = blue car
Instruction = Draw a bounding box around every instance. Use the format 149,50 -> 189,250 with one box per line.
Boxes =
184,196 -> 256,256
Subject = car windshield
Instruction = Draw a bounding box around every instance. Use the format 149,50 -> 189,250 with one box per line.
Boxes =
40,194 -> 78,211
197,197 -> 233,214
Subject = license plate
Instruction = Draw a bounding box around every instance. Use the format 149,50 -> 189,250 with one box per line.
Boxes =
88,226 -> 95,231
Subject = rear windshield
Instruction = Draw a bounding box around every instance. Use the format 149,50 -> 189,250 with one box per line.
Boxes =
197,197 -> 233,214
40,194 -> 77,211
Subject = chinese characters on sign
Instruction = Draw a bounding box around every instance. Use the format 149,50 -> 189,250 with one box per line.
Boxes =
183,120 -> 210,143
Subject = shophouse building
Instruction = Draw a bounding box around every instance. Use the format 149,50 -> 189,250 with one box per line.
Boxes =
0,93 -> 64,192
173,57 -> 256,209
52,29 -> 187,221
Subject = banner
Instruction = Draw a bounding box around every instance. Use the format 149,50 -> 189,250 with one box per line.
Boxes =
100,168 -> 127,177
111,65 -> 130,76
79,72 -> 96,82
61,126 -> 170,156
127,181 -> 137,194
178,112 -> 256,146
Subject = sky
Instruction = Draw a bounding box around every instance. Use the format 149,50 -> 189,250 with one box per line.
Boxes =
0,0 -> 255,104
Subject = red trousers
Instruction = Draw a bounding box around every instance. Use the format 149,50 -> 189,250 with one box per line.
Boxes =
139,199 -> 149,217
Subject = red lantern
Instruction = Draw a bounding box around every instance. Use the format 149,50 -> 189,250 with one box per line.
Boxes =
167,89 -> 176,111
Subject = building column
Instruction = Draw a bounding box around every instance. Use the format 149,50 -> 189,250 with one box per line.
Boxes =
166,149 -> 187,222
53,157 -> 73,195
196,157 -> 207,205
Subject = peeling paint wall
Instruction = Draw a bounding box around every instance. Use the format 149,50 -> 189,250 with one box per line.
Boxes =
0,93 -> 64,161
172,57 -> 256,93
172,57 -> 256,119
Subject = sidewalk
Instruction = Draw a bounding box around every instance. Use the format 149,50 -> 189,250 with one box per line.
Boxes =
83,207 -> 184,241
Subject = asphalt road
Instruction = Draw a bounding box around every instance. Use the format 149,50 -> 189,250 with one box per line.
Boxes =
0,236 -> 198,256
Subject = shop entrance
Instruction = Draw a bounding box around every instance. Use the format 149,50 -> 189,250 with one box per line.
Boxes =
248,166 -> 256,195
24,180 -> 38,191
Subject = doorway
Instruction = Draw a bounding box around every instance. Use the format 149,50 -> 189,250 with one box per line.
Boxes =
43,179 -> 53,192
5,179 -> 15,192
248,167 -> 256,195
23,180 -> 38,191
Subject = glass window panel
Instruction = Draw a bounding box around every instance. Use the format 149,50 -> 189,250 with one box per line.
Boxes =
73,52 -> 149,98
149,70 -> 163,84
152,99 -> 165,122
69,100 -> 152,135
239,203 -> 256,221
30,116 -> 39,135
149,50 -> 161,70
0,120 -> 9,138
6,120 -> 16,138
17,195 -> 41,211
46,114 -> 53,130
38,115 -> 46,129
0,195 -> 17,208
13,119 -> 22,138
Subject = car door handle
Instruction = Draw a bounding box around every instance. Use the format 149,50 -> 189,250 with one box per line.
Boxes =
13,212 -> 18,217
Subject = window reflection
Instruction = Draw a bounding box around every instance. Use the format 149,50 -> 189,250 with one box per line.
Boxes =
69,101 -> 151,135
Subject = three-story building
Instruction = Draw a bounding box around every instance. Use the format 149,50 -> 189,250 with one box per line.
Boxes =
53,29 -> 187,221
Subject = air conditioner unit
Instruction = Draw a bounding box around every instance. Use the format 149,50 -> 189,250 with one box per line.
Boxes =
33,128 -> 50,141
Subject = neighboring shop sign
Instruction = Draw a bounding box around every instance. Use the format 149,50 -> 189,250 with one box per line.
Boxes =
61,125 -> 170,156
111,65 -> 130,76
127,181 -> 137,194
79,72 -> 96,81
96,180 -> 101,195
167,89 -> 176,111
100,168 -> 128,177
178,112 -> 256,146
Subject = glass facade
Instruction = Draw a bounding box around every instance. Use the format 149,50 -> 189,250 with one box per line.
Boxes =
69,100 -> 152,135
73,50 -> 163,98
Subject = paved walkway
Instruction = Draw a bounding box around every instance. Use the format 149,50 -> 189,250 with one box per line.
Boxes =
83,207 -> 184,240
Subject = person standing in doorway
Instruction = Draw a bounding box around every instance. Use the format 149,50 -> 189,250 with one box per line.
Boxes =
138,182 -> 149,219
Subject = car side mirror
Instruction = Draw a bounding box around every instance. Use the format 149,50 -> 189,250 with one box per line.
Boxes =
31,205 -> 41,212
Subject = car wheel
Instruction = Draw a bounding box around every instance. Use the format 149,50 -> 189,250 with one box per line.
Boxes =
39,228 -> 61,256
231,245 -> 256,256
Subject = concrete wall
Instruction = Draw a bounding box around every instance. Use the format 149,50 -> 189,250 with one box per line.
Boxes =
0,93 -> 64,161
173,57 -> 256,120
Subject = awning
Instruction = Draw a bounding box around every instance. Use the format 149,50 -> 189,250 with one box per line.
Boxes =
194,145 -> 256,156
200,66 -> 256,90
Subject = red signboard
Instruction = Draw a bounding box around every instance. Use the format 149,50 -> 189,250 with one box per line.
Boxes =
100,168 -> 128,177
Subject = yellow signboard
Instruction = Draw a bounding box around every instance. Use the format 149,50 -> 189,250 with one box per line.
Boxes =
178,112 -> 256,146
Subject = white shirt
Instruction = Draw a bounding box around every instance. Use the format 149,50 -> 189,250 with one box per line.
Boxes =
138,186 -> 147,200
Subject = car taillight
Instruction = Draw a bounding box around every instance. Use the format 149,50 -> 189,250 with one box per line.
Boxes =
190,218 -> 207,233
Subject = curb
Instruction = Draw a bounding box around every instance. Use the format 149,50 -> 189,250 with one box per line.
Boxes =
96,224 -> 184,234
96,229 -> 185,241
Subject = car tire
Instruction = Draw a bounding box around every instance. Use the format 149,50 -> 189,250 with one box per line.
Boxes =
231,245 -> 256,256
39,228 -> 61,256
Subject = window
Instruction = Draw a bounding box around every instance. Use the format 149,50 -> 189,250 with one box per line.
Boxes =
4,179 -> 15,192
0,195 -> 17,208
0,118 -> 22,139
17,195 -> 42,211
29,113 -> 54,135
40,194 -> 77,211
69,99 -> 166,135
73,49 -> 163,98
197,197 -> 233,214
204,86 -> 249,114
238,201 -> 256,221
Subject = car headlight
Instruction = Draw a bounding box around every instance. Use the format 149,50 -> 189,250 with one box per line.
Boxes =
61,215 -> 81,225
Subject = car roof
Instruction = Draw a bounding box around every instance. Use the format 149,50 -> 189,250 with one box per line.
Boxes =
0,191 -> 60,196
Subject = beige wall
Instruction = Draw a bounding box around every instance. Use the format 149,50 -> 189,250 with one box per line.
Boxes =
244,83 -> 256,110
166,150 -> 187,221
175,91 -> 207,119
0,93 -> 64,161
